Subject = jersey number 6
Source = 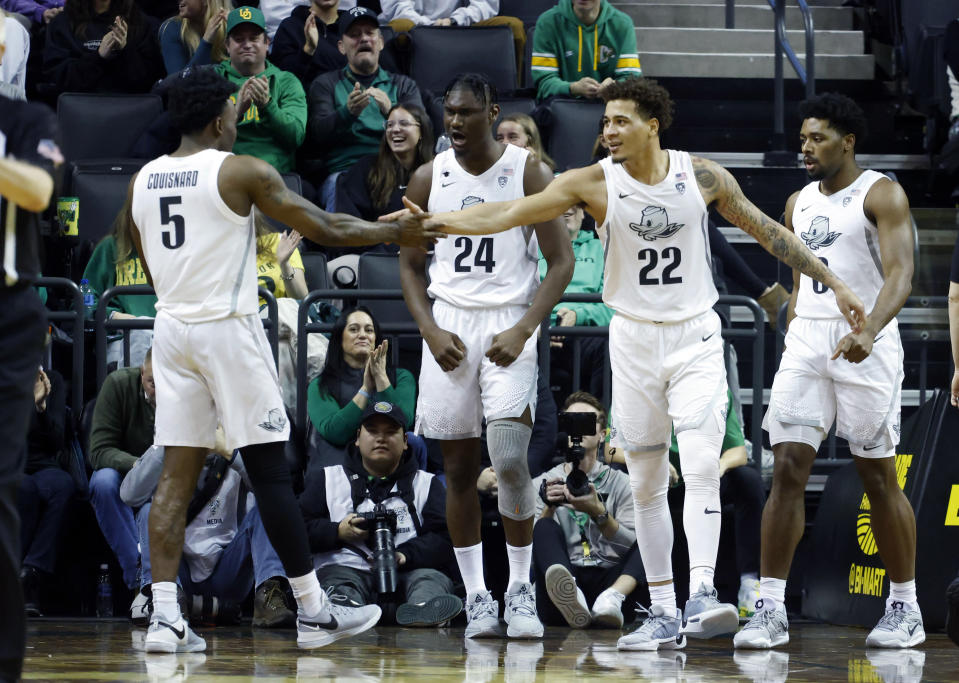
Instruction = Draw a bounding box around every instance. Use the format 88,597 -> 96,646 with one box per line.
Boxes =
160,196 -> 185,250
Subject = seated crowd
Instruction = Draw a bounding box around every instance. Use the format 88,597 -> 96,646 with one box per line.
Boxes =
4,0 -> 781,633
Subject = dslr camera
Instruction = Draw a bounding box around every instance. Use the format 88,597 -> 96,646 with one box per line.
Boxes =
539,411 -> 597,505
356,505 -> 399,596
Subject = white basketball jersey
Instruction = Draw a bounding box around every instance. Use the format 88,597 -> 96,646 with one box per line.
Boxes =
599,150 -> 717,323
426,145 -> 539,308
792,170 -> 886,320
132,149 -> 257,323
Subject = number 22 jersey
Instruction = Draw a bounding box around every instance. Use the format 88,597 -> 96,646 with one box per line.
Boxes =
599,150 -> 718,323
427,145 -> 540,308
132,149 -> 258,323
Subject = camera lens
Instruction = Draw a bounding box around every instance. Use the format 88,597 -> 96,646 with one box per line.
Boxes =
566,468 -> 591,498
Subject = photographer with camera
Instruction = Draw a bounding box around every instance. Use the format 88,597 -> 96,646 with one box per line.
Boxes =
531,392 -> 645,629
299,401 -> 461,626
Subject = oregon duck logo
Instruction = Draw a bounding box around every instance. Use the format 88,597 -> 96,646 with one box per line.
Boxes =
628,206 -> 684,241
239,7 -> 252,19
800,216 -> 841,251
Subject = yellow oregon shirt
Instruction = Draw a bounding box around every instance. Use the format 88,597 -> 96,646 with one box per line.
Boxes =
256,232 -> 304,305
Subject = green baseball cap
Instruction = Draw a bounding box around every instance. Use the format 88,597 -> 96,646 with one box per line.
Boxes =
226,6 -> 266,35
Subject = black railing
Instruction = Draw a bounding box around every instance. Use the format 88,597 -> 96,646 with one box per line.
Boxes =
295,291 -> 767,456
95,286 -> 279,389
36,277 -> 85,417
765,0 -> 816,165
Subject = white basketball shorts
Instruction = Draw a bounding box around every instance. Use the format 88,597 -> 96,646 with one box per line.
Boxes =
415,300 -> 538,439
153,311 -> 290,451
764,317 -> 902,456
608,309 -> 728,452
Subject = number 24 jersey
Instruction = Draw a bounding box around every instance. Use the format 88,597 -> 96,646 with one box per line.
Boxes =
427,145 -> 540,308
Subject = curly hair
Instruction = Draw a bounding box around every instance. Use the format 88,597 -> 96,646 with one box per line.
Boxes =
167,66 -> 237,135
444,72 -> 497,108
797,92 -> 867,144
601,77 -> 674,132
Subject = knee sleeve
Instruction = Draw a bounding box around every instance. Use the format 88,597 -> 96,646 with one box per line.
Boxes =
624,451 -> 673,583
487,420 -> 536,521
677,428 -> 724,573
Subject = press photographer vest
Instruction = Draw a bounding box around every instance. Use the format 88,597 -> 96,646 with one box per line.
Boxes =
312,465 -> 434,573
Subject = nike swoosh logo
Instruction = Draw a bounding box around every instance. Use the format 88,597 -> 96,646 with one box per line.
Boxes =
300,615 -> 338,630
863,444 -> 883,451
704,507 -> 721,515
800,205 -> 811,211
874,334 -> 884,343
907,623 -> 919,636
618,192 -> 633,199
701,331 -> 715,342
442,182 -> 456,187
157,620 -> 185,640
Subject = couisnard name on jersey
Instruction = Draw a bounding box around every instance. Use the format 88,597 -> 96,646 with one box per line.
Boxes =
146,170 -> 199,190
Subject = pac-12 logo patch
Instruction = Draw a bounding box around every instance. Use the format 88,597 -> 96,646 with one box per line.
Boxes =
800,216 -> 841,250
628,206 -> 684,241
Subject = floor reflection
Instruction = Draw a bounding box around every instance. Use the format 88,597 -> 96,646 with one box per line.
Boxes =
21,619 -> 958,681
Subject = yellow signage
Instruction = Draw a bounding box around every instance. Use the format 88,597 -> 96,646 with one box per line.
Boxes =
849,562 -> 886,596
856,453 -> 912,555
946,485 -> 959,526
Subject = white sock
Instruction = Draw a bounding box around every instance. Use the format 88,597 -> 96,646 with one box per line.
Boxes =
506,543 -> 533,593
649,583 -> 677,612
889,580 -> 917,607
454,543 -> 487,598
288,571 -> 326,616
151,581 -> 180,622
690,566 -> 715,592
759,577 -> 786,607
741,572 -> 759,583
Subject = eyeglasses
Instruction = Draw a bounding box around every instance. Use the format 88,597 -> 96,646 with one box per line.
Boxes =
386,120 -> 420,130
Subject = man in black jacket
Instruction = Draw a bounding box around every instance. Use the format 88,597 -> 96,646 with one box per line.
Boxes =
300,401 -> 461,626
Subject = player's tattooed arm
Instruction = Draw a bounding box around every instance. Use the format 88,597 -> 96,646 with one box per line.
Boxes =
692,156 -> 864,331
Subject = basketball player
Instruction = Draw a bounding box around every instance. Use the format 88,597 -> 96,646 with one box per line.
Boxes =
127,67 -> 443,653
735,93 -> 921,649
413,78 -> 866,651
399,73 -> 574,639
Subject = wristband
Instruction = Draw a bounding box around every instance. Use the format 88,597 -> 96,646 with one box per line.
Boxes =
358,388 -> 372,400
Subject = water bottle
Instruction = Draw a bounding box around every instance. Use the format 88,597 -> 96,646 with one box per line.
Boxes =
435,134 -> 451,154
96,564 -> 112,618
79,278 -> 97,321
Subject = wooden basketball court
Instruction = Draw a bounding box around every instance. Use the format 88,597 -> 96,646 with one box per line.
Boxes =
21,619 -> 959,680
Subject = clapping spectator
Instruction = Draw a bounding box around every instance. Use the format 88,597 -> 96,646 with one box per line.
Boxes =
255,212 -> 309,302
18,368 -> 76,617
307,6 -> 421,211
157,0 -> 232,74
42,0 -> 164,95
306,306 -> 416,473
271,0 -> 347,89
215,6 -> 307,173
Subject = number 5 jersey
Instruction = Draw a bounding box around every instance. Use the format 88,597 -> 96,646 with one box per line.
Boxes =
132,149 -> 259,323
426,144 -> 540,308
